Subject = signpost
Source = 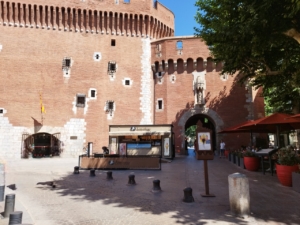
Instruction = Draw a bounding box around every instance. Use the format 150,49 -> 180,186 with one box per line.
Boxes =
195,120 -> 215,197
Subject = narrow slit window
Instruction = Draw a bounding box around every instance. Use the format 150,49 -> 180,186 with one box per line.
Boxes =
111,39 -> 116,46
158,100 -> 163,109
176,41 -> 183,50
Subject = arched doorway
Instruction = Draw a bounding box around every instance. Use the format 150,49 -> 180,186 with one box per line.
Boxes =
176,107 -> 224,154
22,133 -> 62,158
185,114 -> 216,152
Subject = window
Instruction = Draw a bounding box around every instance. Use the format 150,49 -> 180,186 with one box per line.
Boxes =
124,0 -> 130,3
95,54 -> 100,60
0,109 -> 3,114
93,52 -> 102,61
111,39 -> 116,46
108,61 -> 117,73
76,94 -> 86,107
91,90 -> 96,98
62,57 -> 71,69
156,44 -> 161,51
106,100 -> 115,115
158,100 -> 163,110
176,41 -> 183,50
125,80 -> 130,85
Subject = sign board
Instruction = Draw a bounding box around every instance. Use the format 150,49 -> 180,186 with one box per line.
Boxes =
195,121 -> 214,160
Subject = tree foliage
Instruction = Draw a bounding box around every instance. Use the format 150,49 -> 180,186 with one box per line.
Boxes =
194,0 -> 300,113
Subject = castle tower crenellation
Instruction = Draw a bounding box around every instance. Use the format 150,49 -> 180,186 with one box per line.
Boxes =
0,0 -> 174,38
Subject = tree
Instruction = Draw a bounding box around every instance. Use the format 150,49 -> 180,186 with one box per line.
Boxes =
194,0 -> 300,113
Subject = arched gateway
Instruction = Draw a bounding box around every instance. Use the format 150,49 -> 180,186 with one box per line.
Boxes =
176,107 -> 224,154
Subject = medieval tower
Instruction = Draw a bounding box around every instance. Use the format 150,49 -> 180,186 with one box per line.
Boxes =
0,0 -> 265,159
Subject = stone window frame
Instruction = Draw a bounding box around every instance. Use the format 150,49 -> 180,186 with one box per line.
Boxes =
108,61 -> 117,74
105,100 -> 115,115
176,41 -> 183,50
62,57 -> 71,69
76,94 -> 86,108
89,88 -> 97,99
156,98 -> 164,111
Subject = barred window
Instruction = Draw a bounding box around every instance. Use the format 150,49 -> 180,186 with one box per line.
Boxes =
106,100 -> 114,111
62,57 -> 71,69
108,61 -> 117,73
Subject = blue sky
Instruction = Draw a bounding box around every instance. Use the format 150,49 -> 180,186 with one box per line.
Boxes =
158,0 -> 199,36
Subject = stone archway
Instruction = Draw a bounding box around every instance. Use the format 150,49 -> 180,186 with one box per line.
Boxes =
176,106 -> 224,154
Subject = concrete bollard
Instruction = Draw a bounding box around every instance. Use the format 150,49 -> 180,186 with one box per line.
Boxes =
151,180 -> 161,192
127,174 -> 136,185
183,187 -> 194,203
106,171 -> 113,180
8,211 -> 22,225
4,194 -> 15,218
228,173 -> 250,216
90,169 -> 96,177
74,166 -> 80,174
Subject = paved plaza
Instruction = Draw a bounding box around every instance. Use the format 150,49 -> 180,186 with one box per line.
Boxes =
1,149 -> 300,225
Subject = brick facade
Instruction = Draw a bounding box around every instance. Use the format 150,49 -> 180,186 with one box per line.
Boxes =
0,0 -> 265,159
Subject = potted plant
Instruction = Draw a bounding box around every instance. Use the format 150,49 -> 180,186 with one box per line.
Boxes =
243,151 -> 260,171
276,146 -> 300,187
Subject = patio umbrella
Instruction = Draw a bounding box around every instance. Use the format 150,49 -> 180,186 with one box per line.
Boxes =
238,113 -> 300,147
219,120 -> 272,147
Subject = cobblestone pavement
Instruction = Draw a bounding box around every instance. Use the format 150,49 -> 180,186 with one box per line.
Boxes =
1,149 -> 300,225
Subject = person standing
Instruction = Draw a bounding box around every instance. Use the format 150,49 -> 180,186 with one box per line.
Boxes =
220,140 -> 225,158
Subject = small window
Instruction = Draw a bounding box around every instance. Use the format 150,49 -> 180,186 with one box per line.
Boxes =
156,44 -> 161,51
108,61 -> 117,73
176,41 -> 183,50
124,0 -> 130,3
91,90 -> 96,98
76,94 -> 86,107
95,54 -> 100,60
0,109 -> 3,114
157,72 -> 162,78
108,101 -> 114,109
111,39 -> 116,46
158,100 -> 163,110
125,80 -> 130,85
62,57 -> 71,69
106,100 -> 114,113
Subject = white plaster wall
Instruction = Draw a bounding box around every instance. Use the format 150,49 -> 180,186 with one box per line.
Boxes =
140,38 -> 153,125
0,116 -> 86,160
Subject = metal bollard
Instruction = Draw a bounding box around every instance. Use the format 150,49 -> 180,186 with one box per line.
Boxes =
74,166 -> 80,174
8,211 -> 22,225
90,169 -> 96,177
106,171 -> 113,180
0,185 -> 4,202
127,175 -> 136,185
183,187 -> 194,203
4,194 -> 15,218
152,180 -> 161,192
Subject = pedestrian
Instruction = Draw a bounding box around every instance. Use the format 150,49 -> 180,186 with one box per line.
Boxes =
220,140 -> 225,158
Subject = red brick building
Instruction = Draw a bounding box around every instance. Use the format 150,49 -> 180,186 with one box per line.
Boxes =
0,0 -> 265,159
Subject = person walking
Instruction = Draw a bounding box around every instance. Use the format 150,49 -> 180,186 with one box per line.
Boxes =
220,140 -> 225,158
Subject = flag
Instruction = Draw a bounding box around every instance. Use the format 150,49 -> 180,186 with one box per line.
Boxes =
40,93 -> 46,114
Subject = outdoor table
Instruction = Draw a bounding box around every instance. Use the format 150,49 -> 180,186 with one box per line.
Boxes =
255,148 -> 278,176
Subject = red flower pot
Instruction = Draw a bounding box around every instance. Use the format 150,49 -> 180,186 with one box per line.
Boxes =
224,150 -> 230,158
276,164 -> 299,187
244,157 -> 260,171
